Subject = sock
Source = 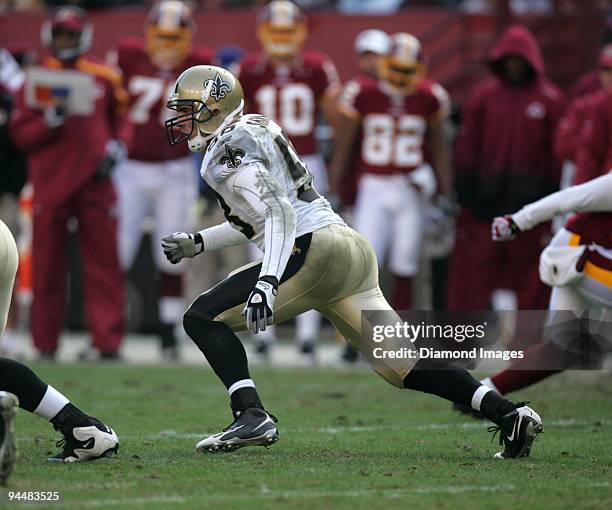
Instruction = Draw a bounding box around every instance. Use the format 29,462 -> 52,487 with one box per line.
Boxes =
0,357 -> 48,412
478,390 -> 516,425
479,377 -> 500,393
183,315 -> 253,389
228,379 -> 263,415
50,403 -> 92,431
393,275 -> 412,310
33,385 -> 70,421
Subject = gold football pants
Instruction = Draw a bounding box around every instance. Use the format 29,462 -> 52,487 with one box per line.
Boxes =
189,224 -> 415,387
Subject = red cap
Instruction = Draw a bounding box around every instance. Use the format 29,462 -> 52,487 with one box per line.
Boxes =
51,7 -> 87,33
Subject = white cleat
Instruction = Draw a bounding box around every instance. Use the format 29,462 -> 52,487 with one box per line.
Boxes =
49,420 -> 119,463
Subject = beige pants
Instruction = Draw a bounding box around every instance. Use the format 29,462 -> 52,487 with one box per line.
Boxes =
214,224 -> 416,387
0,220 -> 18,335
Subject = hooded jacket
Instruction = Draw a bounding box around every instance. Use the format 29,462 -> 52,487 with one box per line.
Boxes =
454,26 -> 566,219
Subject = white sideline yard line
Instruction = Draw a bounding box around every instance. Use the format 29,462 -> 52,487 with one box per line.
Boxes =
208,484 -> 518,501
138,418 -> 583,441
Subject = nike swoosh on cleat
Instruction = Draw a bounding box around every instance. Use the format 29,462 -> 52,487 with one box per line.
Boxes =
220,425 -> 245,438
508,415 -> 521,442
252,417 -> 274,432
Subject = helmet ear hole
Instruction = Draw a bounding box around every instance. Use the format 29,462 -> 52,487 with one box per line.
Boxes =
211,108 -> 221,117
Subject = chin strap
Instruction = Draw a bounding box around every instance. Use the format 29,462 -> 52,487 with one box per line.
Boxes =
187,99 -> 245,153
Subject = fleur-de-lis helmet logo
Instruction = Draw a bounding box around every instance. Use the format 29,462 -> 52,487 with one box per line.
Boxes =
204,72 -> 232,102
219,144 -> 246,169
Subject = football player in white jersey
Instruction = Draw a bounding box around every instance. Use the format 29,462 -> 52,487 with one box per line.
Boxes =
162,65 -> 543,459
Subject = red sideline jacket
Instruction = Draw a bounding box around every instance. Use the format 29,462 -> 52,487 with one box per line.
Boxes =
10,55 -> 128,204
554,89 -> 605,165
454,26 -> 566,219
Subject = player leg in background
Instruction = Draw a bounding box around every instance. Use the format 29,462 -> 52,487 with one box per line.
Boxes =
353,175 -> 393,285
344,175 -> 392,364
388,179 -> 426,310
476,228 -> 612,399
482,224 -> 555,393
154,157 -> 198,360
112,159 -> 150,359
74,179 -> 125,361
246,250 -> 323,365
30,202 -> 71,360
475,285 -> 604,400
247,243 -> 277,360
446,209 -> 500,310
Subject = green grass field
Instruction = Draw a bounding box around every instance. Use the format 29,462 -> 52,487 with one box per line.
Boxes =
1,364 -> 611,510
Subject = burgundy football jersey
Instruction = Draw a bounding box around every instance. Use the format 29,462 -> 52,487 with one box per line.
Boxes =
339,77 -> 449,176
236,51 -> 339,155
566,170 -> 612,250
117,38 -> 213,162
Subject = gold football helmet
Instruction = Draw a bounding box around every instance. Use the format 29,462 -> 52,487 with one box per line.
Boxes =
257,0 -> 306,59
145,0 -> 194,71
379,33 -> 426,94
165,65 -> 245,152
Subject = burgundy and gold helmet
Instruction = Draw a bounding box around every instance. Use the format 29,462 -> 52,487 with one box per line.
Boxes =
257,1 -> 307,59
379,33 -> 426,94
41,6 -> 93,61
145,0 -> 195,70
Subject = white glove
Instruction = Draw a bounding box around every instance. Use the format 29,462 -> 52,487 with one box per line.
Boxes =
161,232 -> 204,264
44,104 -> 67,128
243,277 -> 278,334
95,139 -> 127,180
491,215 -> 520,242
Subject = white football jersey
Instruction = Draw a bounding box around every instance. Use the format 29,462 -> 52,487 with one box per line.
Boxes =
200,114 -> 344,279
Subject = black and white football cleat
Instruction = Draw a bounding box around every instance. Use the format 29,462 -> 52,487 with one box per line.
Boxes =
49,417 -> 119,463
0,392 -> 19,485
196,408 -> 279,453
488,402 -> 543,459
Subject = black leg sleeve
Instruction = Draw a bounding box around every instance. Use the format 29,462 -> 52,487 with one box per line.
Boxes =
183,315 -> 252,390
403,359 -> 481,407
0,357 -> 49,413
